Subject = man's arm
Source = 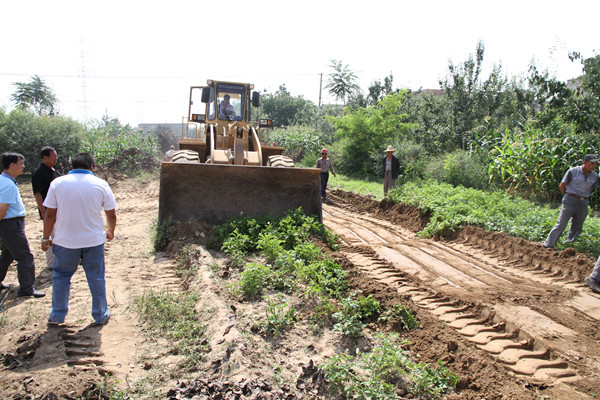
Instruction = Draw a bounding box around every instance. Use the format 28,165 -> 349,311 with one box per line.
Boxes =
0,203 -> 8,220
559,181 -> 567,195
105,209 -> 117,241
41,207 -> 57,251
34,192 -> 45,219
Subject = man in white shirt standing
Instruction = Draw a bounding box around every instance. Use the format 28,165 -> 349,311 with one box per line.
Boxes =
42,153 -> 117,325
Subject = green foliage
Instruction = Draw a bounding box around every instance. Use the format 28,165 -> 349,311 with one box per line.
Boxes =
326,60 -> 360,105
483,124 -> 598,205
269,125 -> 325,163
389,179 -> 600,255
152,219 -> 175,252
322,333 -> 458,399
379,304 -> 420,331
255,294 -> 298,335
84,374 -> 129,400
399,90 -> 454,154
133,289 -> 208,368
333,291 -> 381,337
256,231 -> 284,264
329,92 -> 415,177
222,231 -> 253,267
83,115 -> 160,166
440,149 -> 490,190
230,262 -> 272,300
212,209 -> 347,299
10,75 -> 58,116
529,52 -> 600,135
261,85 -> 319,127
209,208 -> 338,252
0,108 -> 83,174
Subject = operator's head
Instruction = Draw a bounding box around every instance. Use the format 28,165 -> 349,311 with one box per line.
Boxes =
223,95 -> 230,103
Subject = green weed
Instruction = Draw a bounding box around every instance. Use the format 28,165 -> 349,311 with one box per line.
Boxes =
379,304 -> 419,331
256,294 -> 298,335
133,289 -> 208,368
152,218 -> 175,252
322,333 -> 458,399
333,291 -> 381,337
229,262 -> 272,300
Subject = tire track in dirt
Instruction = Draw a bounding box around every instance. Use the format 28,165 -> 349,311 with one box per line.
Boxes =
322,200 -> 599,390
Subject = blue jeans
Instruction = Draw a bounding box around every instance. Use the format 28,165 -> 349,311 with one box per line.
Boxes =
49,244 -> 110,325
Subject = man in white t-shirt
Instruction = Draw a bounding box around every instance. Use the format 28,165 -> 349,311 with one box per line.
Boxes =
42,153 -> 117,326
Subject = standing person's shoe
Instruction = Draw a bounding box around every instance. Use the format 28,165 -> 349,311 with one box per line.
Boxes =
585,277 -> 600,294
0,283 -> 11,291
17,289 -> 46,298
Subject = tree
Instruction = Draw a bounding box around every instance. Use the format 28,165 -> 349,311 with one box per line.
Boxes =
325,60 -> 360,105
261,84 -> 318,127
367,73 -> 395,105
11,75 -> 58,116
329,91 -> 413,176
530,52 -> 600,134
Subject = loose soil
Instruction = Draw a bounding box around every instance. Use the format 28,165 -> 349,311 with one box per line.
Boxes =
1,177 -> 599,399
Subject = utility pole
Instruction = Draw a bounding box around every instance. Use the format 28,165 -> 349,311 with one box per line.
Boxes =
318,73 -> 323,108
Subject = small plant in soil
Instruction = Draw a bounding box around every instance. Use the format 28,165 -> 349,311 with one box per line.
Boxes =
322,333 -> 458,399
333,290 -> 381,338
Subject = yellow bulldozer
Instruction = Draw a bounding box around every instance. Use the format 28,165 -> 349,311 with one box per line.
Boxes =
158,79 -> 322,225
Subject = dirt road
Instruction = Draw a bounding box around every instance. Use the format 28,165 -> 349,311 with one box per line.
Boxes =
1,178 -> 599,399
325,190 -> 600,399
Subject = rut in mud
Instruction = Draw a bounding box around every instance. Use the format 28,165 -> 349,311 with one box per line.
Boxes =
324,189 -> 600,399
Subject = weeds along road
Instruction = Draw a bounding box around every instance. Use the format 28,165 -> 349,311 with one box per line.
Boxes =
323,191 -> 600,398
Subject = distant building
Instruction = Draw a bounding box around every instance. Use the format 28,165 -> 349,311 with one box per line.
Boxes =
138,123 -> 184,139
418,89 -> 445,96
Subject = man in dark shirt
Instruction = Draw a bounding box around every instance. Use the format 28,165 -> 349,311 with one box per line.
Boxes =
31,146 -> 60,269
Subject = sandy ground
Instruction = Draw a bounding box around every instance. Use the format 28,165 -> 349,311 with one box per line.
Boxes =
0,177 -> 600,399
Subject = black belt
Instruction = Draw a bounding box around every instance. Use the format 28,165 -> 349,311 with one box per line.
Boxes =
1,216 -> 24,222
566,193 -> 588,201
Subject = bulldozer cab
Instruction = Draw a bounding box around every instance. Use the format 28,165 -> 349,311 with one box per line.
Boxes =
190,81 -> 257,125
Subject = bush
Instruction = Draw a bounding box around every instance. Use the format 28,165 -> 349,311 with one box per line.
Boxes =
0,109 -> 83,174
440,149 -> 489,190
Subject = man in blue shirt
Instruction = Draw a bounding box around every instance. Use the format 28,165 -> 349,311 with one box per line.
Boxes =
543,154 -> 599,249
0,152 -> 45,297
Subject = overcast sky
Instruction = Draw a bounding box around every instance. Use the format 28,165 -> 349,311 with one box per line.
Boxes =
1,0 -> 598,127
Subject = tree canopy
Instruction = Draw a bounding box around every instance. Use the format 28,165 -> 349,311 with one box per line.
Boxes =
11,75 -> 58,116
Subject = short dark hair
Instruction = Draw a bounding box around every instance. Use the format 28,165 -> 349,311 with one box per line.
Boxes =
2,152 -> 24,170
40,146 -> 56,158
71,152 -> 95,170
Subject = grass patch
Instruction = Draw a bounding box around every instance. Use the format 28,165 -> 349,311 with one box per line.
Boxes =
133,289 -> 208,368
385,179 -> 600,256
329,174 -> 384,200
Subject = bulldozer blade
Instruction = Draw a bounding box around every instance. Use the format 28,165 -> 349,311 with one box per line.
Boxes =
158,163 -> 322,225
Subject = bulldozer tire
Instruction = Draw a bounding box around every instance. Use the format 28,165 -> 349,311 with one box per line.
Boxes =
172,150 -> 200,163
267,155 -> 294,168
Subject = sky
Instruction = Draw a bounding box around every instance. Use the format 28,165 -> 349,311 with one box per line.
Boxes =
1,0 -> 598,127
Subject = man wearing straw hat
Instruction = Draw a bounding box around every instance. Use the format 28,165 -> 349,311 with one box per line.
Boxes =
381,145 -> 400,196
